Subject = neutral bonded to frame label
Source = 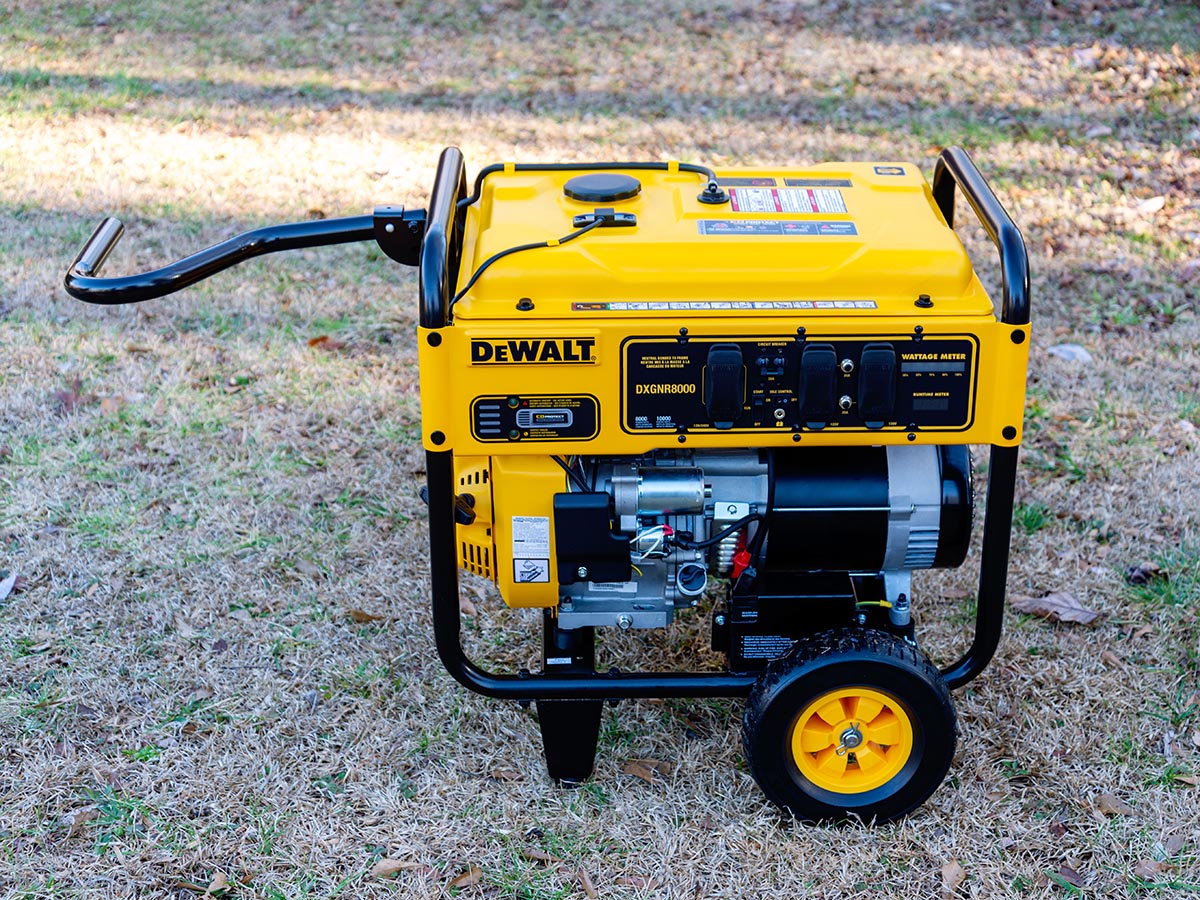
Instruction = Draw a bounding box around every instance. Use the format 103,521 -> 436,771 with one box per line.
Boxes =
729,187 -> 848,214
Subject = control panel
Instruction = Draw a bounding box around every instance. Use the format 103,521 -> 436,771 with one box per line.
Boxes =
621,335 -> 977,434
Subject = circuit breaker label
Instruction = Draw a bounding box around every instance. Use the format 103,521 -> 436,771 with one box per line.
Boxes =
729,187 -> 847,214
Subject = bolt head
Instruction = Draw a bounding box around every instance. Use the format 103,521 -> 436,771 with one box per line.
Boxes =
576,566 -> 588,579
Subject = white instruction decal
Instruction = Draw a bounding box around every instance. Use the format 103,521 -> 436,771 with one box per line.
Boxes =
730,187 -> 847,214
512,516 -> 550,557
587,581 -> 638,594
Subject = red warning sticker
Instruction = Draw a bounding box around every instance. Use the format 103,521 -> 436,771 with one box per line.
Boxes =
729,187 -> 847,215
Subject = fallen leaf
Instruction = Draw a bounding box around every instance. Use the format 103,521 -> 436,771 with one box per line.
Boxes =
1057,865 -> 1084,888
1172,774 -> 1199,786
1049,820 -> 1068,837
202,872 -> 229,898
0,571 -> 17,602
1100,650 -> 1123,668
459,595 -> 477,616
174,881 -> 208,894
293,559 -> 322,577
1193,730 -> 1200,750
1136,196 -> 1166,215
346,608 -> 386,624
578,868 -> 598,899
211,638 -> 228,655
370,858 -> 423,879
941,859 -> 966,896
1010,592 -> 1102,625
54,377 -> 84,414
940,587 -> 972,599
1165,833 -> 1187,856
1095,793 -> 1135,816
61,806 -> 98,837
617,875 -> 664,889
99,395 -> 124,415
308,334 -> 347,351
1132,624 -> 1155,640
621,758 -> 671,783
1132,859 -> 1172,880
1125,562 -> 1167,585
520,848 -> 562,864
448,865 -> 483,888
489,768 -> 523,782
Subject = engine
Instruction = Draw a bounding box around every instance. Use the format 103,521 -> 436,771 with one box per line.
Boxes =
456,444 -> 972,668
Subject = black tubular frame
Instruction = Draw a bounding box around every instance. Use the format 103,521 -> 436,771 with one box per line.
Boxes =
65,216 -> 376,305
423,145 -> 1029,699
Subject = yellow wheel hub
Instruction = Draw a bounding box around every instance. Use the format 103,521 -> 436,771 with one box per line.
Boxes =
790,687 -> 914,794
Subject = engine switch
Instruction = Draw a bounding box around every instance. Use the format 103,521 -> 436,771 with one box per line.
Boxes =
705,343 -> 745,429
798,343 -> 838,428
857,342 -> 898,428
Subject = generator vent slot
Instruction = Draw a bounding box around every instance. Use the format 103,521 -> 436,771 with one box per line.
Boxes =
903,526 -> 939,569
461,540 -> 493,578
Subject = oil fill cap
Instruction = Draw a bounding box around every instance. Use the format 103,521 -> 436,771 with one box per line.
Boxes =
564,173 -> 641,203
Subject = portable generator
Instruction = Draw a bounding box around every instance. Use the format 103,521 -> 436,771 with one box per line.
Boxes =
65,146 -> 1030,822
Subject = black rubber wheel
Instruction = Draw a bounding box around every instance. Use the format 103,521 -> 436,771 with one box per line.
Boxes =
742,629 -> 956,823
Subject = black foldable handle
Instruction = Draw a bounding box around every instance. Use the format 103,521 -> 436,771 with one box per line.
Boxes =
932,146 -> 1030,326
420,147 -> 468,328
64,215 -> 376,305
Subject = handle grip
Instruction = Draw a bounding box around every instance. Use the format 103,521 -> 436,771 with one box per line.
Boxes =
932,146 -> 1030,327
71,217 -> 125,277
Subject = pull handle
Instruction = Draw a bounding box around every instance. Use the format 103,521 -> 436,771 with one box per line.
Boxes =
932,146 -> 1030,327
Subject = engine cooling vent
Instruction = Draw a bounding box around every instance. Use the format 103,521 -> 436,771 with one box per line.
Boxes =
456,459 -> 494,580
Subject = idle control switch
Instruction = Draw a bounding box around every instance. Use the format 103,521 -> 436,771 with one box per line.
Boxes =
798,343 -> 837,428
705,343 -> 745,429
857,342 -> 897,428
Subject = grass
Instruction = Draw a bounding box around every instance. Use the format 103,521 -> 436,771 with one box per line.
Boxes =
1,1 -> 1199,898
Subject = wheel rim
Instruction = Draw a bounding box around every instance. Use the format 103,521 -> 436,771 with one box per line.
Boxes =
789,686 -> 915,794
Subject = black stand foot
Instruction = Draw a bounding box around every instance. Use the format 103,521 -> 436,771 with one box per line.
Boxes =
537,610 -> 603,784
536,699 -> 604,784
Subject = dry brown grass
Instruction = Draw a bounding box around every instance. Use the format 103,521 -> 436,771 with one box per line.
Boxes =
2,2 -> 1200,898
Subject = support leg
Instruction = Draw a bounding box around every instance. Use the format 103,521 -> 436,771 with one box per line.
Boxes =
535,611 -> 604,785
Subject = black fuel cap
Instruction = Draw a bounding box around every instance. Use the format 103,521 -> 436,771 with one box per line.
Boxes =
563,173 -> 641,203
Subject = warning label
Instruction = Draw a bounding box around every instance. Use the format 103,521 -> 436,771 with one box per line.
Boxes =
729,187 -> 847,214
514,558 -> 549,583
698,220 -> 858,237
512,515 -> 549,584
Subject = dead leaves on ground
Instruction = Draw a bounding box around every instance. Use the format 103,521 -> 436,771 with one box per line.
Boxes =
344,608 -> 387,624
448,865 -> 483,888
1094,792 -> 1136,817
1009,591 -> 1102,625
940,859 -> 965,897
621,757 -> 671,784
369,849 -> 615,896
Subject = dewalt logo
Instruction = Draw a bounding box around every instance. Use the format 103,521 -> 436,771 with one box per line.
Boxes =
470,337 -> 596,365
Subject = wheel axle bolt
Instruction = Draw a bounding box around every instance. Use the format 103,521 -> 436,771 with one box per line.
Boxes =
616,614 -> 633,631
576,566 -> 588,579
